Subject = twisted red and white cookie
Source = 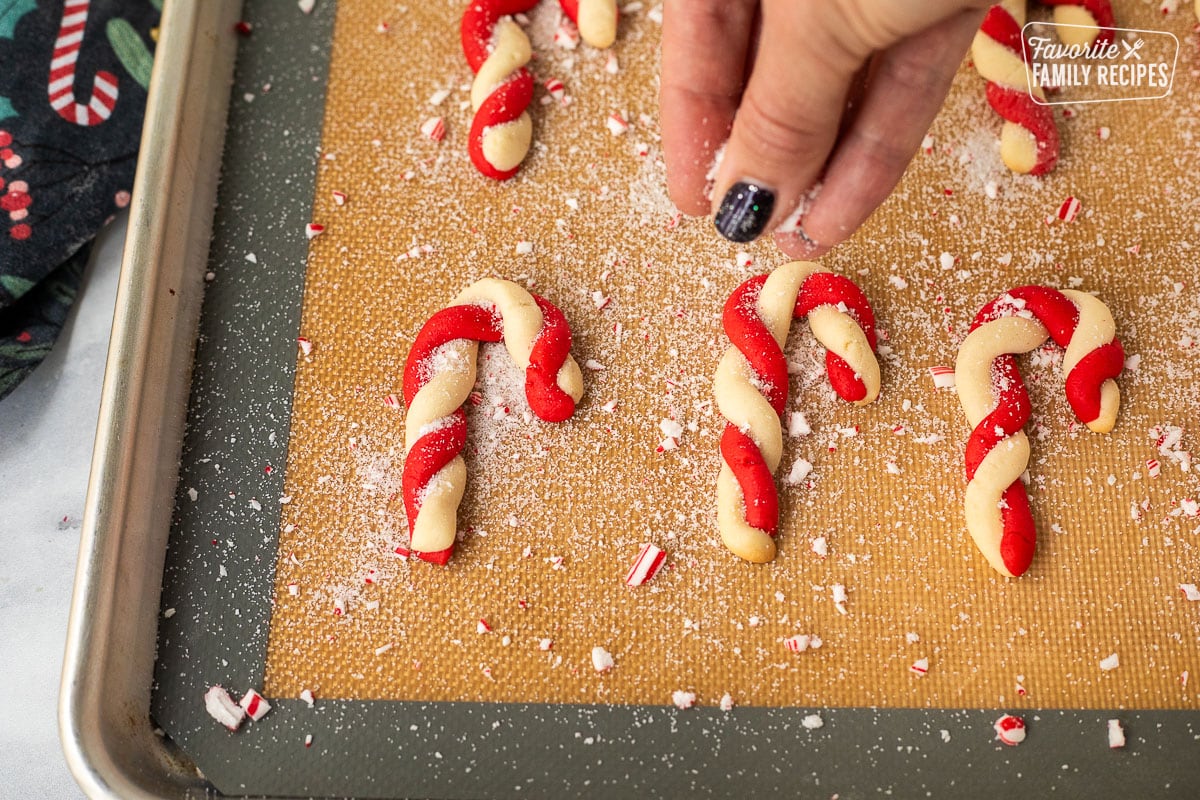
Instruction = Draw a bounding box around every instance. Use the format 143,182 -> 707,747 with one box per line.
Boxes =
714,261 -> 881,563
461,1 -> 618,180
955,286 -> 1123,577
401,278 -> 584,564
971,0 -> 1113,175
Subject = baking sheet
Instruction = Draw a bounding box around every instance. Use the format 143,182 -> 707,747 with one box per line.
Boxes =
147,0 -> 1200,796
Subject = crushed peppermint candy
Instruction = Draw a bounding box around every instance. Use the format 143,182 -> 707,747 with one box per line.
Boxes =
1057,196 -> 1082,222
1180,583 -> 1200,601
788,411 -> 811,437
591,646 -> 614,673
304,223 -> 324,240
544,77 -> 565,103
539,638 -> 553,651
831,584 -> 848,614
910,657 -> 929,677
1107,719 -> 1126,749
554,18 -> 579,48
477,618 -> 492,634
299,689 -> 315,707
204,686 -> 245,731
606,112 -> 629,136
784,634 -> 822,653
428,88 -> 451,106
331,190 -> 347,206
298,0 -> 315,13
239,689 -> 272,721
929,365 -> 956,389
801,713 -> 824,730
671,690 -> 696,709
811,536 -> 828,558
1099,652 -> 1120,671
1147,458 -> 1161,478
624,543 -> 666,586
515,240 -> 534,255
604,52 -> 619,74
719,693 -> 734,711
419,116 -> 446,142
994,714 -> 1026,746
786,458 -> 813,485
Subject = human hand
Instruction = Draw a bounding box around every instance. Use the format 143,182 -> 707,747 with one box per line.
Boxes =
661,0 -> 989,257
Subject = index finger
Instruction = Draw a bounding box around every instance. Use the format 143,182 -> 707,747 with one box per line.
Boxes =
660,0 -> 758,216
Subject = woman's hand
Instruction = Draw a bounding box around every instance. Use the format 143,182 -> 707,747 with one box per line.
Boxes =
661,0 -> 989,256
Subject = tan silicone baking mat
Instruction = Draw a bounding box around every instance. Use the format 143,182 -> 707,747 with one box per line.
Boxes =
263,0 -> 1200,709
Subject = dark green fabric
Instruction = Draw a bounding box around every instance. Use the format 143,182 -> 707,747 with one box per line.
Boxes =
0,0 -> 158,402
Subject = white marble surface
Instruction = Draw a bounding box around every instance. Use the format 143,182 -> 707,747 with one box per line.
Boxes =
0,216 -> 126,799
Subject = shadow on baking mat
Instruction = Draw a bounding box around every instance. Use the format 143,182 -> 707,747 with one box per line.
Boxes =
147,0 -> 1200,796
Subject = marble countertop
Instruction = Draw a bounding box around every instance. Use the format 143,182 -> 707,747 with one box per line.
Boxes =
0,216 -> 126,799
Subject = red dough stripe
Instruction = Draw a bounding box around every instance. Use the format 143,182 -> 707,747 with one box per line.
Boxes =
796,272 -> 878,403
984,84 -> 1059,176
720,426 -> 779,535
979,5 -> 1028,63
526,295 -> 577,422
999,482 -> 1037,577
403,305 -> 503,406
461,0 -> 539,70
1066,342 -> 1124,423
723,276 -> 788,415
467,68 -> 535,181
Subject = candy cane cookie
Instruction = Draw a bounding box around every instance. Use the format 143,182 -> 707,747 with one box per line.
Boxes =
714,262 -> 881,563
972,1 -> 1060,175
955,286 -> 1123,577
401,279 -> 584,564
462,1 -> 540,180
557,0 -> 619,49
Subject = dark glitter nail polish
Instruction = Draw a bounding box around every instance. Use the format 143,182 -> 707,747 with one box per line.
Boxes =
714,182 -> 775,243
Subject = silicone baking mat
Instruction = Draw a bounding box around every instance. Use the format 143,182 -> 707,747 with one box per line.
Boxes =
266,0 -> 1200,709
152,0 -> 1200,796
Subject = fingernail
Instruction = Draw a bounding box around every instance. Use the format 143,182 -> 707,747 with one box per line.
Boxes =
714,181 -> 775,243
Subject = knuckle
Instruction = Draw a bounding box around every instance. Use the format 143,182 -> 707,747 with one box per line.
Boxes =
735,90 -> 827,166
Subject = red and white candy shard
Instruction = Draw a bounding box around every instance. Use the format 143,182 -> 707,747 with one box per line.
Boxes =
239,688 -> 272,721
1180,583 -> 1200,601
1107,719 -> 1126,748
1057,196 -> 1082,222
204,686 -> 245,731
624,543 -> 666,586
420,116 -> 446,142
929,365 -> 956,389
591,646 -> 614,672
994,714 -> 1026,746
672,690 -> 696,710
304,223 -> 324,240
714,261 -> 880,563
910,657 -> 929,676
955,286 -> 1123,577
544,77 -> 565,103
784,634 -> 821,653
400,279 -> 583,565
